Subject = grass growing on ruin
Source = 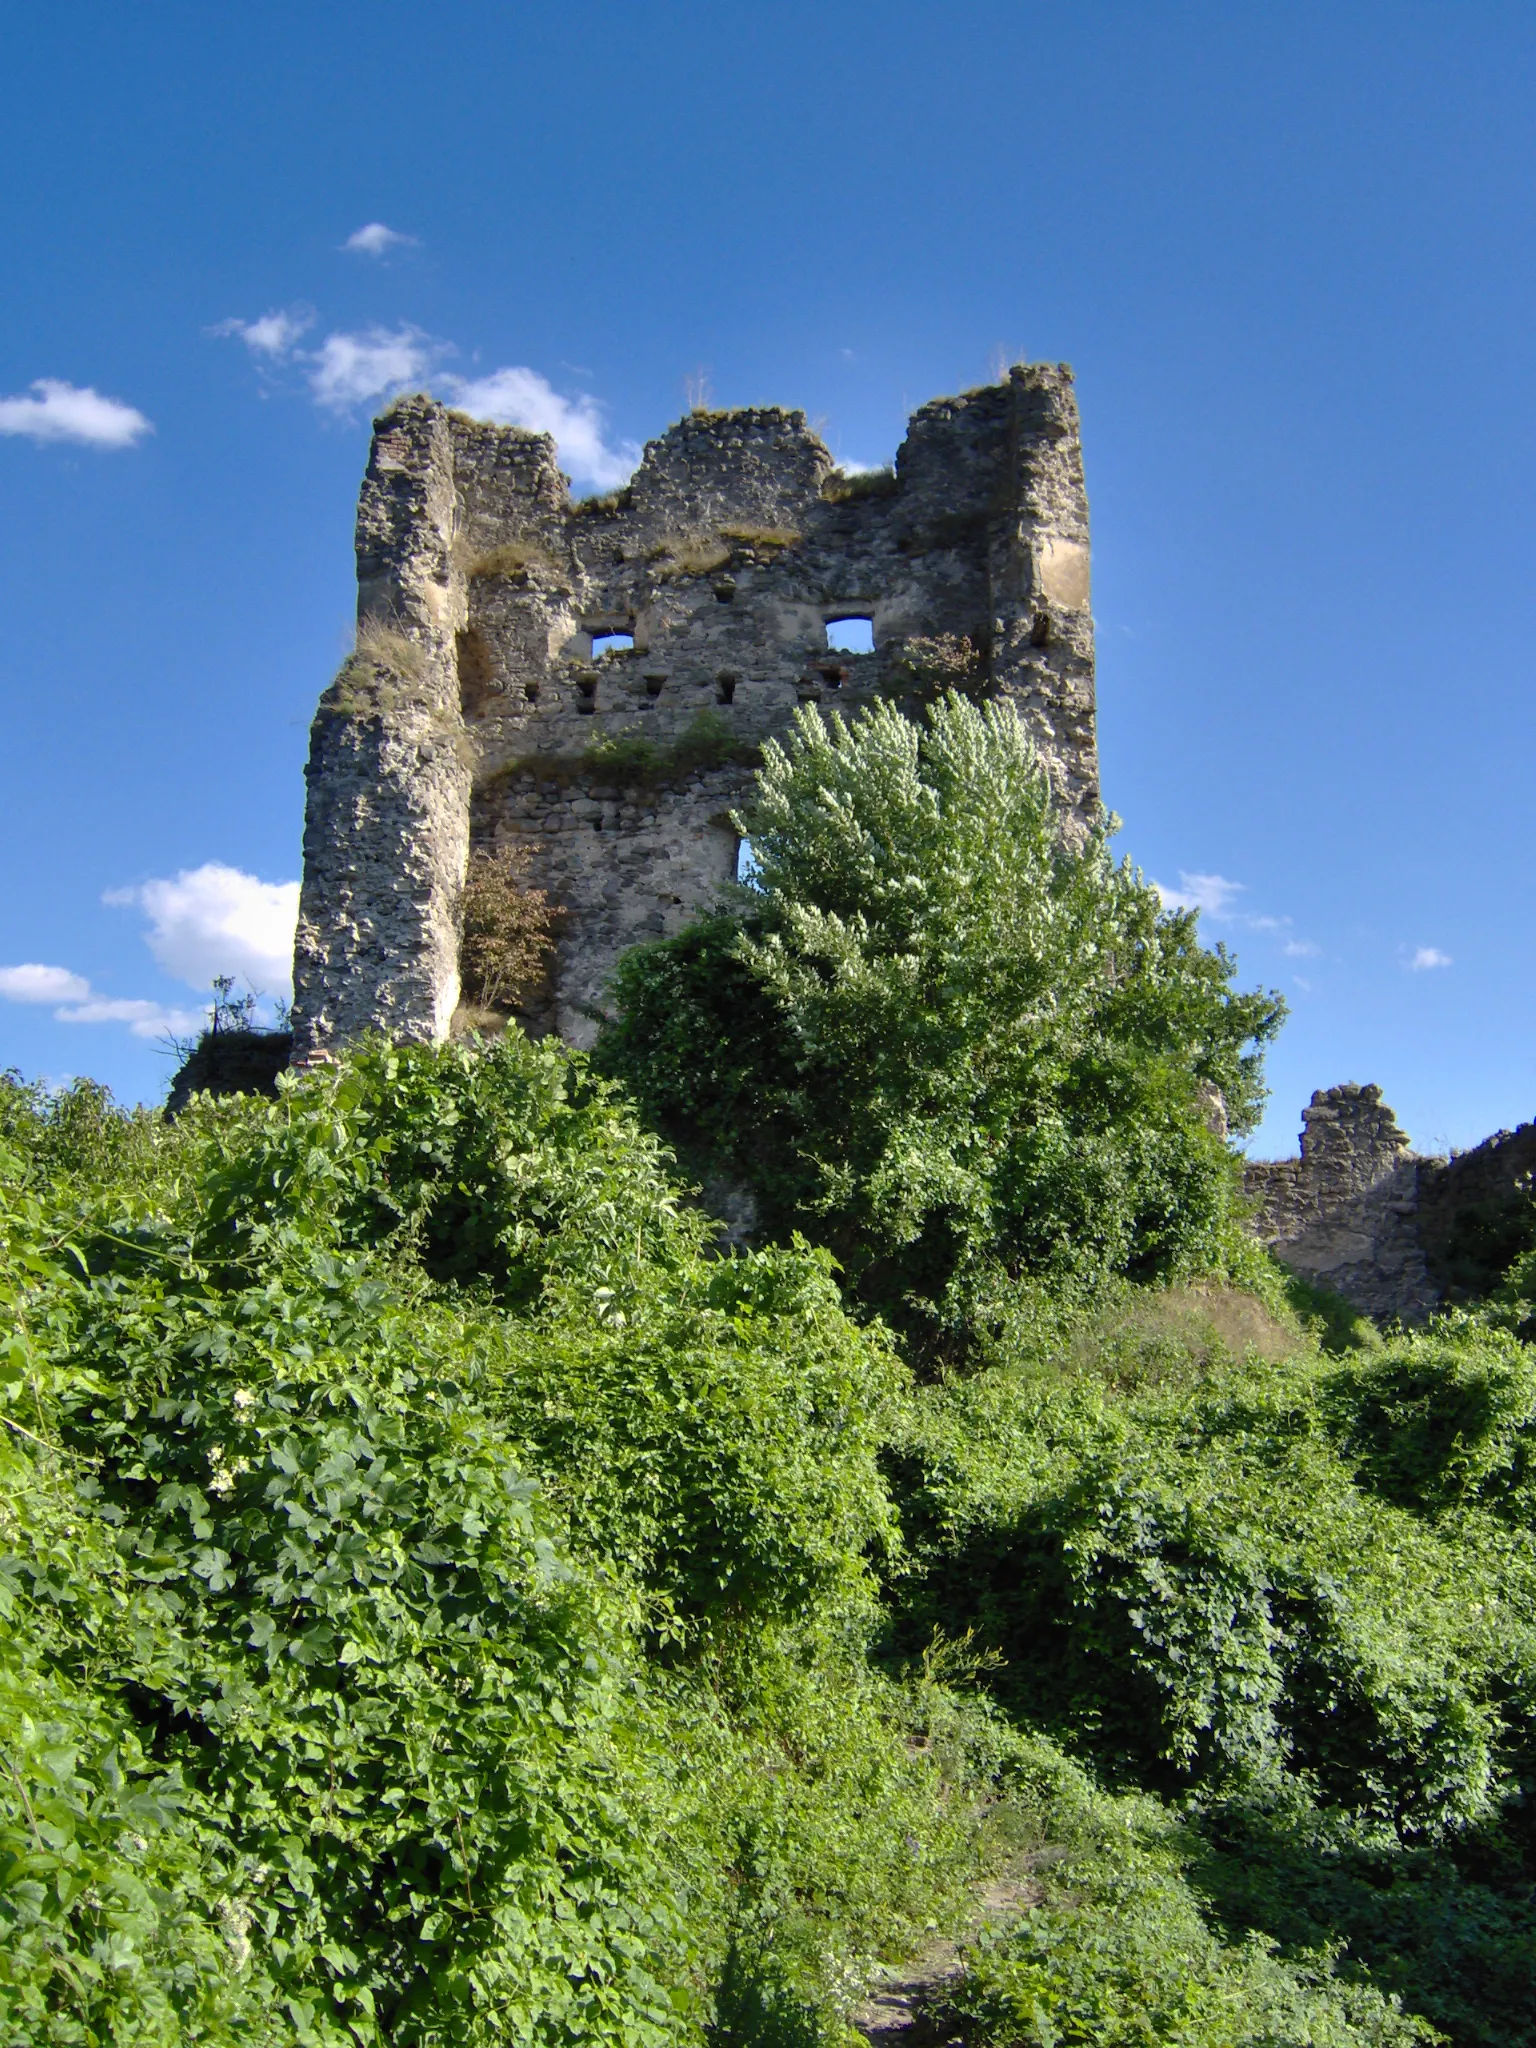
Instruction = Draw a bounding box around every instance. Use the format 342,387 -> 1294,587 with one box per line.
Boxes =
822,465 -> 899,503
581,709 -> 761,784
649,534 -> 734,578
460,539 -> 570,586
718,523 -> 800,550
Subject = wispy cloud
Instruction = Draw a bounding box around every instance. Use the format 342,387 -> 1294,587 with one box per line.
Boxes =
309,325 -> 440,410
104,863 -> 300,995
1154,871 -> 1246,917
343,222 -> 416,257
0,865 -> 300,1047
1153,868 -> 1323,961
0,963 -> 200,1040
443,365 -> 640,490
211,307 -> 314,358
0,379 -> 152,448
58,994 -> 205,1037
1409,945 -> 1453,971
215,304 -> 642,491
0,964 -> 91,1004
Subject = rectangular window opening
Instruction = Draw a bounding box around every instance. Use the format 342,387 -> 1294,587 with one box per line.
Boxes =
825,616 -> 874,655
591,631 -> 634,657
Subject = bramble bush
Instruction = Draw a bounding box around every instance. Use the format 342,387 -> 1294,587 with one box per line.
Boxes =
0,1048 -> 1010,2046
596,694 -> 1284,1353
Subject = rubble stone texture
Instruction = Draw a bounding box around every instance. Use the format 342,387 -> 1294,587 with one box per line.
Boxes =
290,364 -> 1098,1056
1245,1085 -> 1536,1322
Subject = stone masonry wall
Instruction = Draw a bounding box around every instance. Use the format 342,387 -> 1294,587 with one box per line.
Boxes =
1245,1085 -> 1536,1323
290,364 -> 1098,1055
1244,1085 -> 1437,1321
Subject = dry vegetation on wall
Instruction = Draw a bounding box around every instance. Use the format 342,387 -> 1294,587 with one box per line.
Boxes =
648,534 -> 734,578
457,846 -> 555,1015
889,633 -> 987,700
321,619 -> 437,720
458,539 -> 571,588
821,465 -> 899,503
353,617 -> 426,678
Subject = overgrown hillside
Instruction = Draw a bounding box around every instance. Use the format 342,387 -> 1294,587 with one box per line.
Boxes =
2,699 -> 1533,2046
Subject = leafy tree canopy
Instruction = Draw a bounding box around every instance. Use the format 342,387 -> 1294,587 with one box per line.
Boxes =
597,694 -> 1284,1349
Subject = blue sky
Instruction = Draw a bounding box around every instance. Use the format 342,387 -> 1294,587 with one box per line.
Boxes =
2,0 -> 1533,1157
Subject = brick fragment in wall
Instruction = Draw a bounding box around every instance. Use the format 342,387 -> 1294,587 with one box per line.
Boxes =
291,366 -> 1099,1059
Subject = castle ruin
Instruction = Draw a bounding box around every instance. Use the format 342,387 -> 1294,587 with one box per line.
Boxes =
282,366 -> 1531,1327
289,364 -> 1096,1056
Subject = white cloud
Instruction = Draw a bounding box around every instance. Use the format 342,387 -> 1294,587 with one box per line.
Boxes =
1409,946 -> 1453,971
1154,871 -> 1245,917
0,865 -> 299,1046
1153,870 -> 1322,958
0,379 -> 152,448
0,963 -> 92,1004
104,863 -> 300,995
309,325 -> 438,411
56,995 -> 205,1039
344,222 -> 416,256
0,963 -> 200,1040
444,365 -> 640,490
212,307 -> 314,358
213,308 -> 637,490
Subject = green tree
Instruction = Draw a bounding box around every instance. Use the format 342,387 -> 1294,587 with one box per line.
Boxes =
597,695 -> 1284,1349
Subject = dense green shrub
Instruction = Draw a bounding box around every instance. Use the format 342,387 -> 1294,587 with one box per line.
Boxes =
0,1042 -> 993,2045
891,1322 -> 1536,1825
4,1036 -> 1532,2044
940,1745 -> 1439,2048
884,1299 -> 1536,2043
596,695 -> 1283,1351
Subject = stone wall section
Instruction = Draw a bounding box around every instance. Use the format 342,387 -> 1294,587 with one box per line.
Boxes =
1245,1085 -> 1436,1322
1245,1085 -> 1536,1323
291,402 -> 472,1060
291,365 -> 1100,1057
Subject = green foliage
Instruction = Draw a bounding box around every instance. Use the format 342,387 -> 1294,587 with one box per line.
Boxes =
458,846 -> 555,1013
582,711 -> 760,785
942,1745 -> 1439,2048
0,1041 -> 1008,2045
597,695 -> 1283,1350
1324,1325 -> 1536,1518
3,1033 -> 1532,2045
0,1068 -> 162,1191
883,1300 -> 1536,2043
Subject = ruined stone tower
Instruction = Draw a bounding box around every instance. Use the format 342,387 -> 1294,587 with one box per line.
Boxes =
290,364 -> 1097,1058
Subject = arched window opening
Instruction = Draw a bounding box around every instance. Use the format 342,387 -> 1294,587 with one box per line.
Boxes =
591,630 -> 634,658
